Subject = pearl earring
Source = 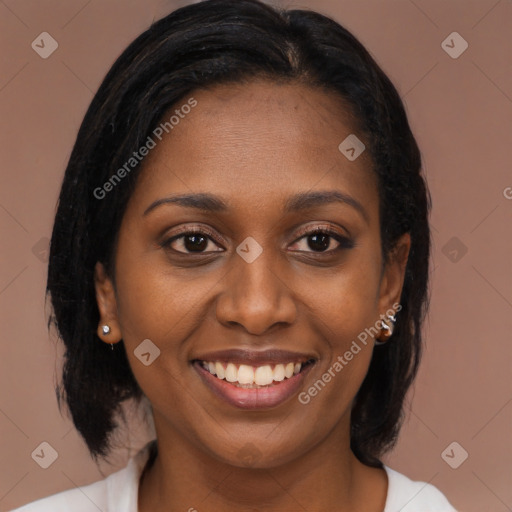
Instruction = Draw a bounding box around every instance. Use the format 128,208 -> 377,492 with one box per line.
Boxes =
102,325 -> 111,335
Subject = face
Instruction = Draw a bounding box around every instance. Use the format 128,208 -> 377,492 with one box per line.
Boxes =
95,80 -> 410,468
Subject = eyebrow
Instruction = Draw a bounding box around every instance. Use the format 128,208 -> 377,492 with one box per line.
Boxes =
143,190 -> 369,224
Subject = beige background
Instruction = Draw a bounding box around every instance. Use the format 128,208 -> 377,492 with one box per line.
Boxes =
1,0 -> 511,511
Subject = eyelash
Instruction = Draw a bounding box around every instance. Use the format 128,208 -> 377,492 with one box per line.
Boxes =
160,225 -> 354,256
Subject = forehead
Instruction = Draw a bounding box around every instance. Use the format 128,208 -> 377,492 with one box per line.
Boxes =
131,80 -> 378,220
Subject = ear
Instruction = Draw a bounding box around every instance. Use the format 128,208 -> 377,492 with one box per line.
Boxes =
376,232 -> 411,315
94,262 -> 122,345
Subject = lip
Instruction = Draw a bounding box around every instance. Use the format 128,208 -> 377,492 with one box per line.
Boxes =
192,348 -> 316,366
193,359 -> 316,410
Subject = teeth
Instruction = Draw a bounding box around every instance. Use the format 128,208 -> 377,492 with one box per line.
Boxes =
273,364 -> 285,381
215,362 -> 225,380
254,365 -> 273,386
201,360 -> 309,386
237,364 -> 254,384
225,363 -> 238,382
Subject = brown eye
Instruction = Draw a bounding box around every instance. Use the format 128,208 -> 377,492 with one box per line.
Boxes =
161,228 -> 224,254
290,227 -> 354,254
304,232 -> 333,252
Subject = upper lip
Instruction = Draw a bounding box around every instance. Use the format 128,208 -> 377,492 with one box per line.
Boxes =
192,348 -> 317,366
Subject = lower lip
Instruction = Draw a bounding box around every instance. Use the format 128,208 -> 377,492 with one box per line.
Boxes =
194,361 -> 315,410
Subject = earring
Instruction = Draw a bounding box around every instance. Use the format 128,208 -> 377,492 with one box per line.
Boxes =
100,325 -> 116,350
375,315 -> 396,345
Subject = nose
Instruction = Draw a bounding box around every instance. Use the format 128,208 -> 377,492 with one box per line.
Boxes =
215,247 -> 297,336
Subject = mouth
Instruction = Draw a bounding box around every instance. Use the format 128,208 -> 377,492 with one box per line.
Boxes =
192,357 -> 317,410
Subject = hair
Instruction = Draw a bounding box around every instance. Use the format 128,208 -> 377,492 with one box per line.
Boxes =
47,0 -> 431,466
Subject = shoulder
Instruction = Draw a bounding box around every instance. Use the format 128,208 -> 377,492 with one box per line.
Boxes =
384,465 -> 458,512
9,440 -> 155,512
8,476 -> 110,512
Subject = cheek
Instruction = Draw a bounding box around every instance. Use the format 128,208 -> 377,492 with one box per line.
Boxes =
309,255 -> 382,344
299,251 -> 381,407
305,291 -> 377,420
115,275 -> 204,364
112,234 -> 204,341
111,259 -> 200,407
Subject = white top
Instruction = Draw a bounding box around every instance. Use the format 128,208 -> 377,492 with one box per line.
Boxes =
11,440 -> 457,511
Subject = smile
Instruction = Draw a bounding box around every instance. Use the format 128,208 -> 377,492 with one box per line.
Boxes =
200,360 -> 314,388
193,357 -> 316,409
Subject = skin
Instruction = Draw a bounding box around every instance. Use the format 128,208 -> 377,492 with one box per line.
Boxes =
94,80 -> 410,512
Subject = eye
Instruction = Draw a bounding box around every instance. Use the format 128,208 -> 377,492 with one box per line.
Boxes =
161,227 -> 224,254
289,226 -> 354,253
161,224 -> 354,256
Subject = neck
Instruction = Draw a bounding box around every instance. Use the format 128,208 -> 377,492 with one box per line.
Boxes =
138,416 -> 387,512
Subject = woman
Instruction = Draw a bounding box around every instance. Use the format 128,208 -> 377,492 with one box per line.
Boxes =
12,0 -> 457,510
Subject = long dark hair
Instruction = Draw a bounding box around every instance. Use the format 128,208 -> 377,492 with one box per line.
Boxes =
47,0 -> 431,466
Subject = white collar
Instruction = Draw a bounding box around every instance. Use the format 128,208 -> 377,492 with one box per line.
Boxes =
109,440 -> 454,511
